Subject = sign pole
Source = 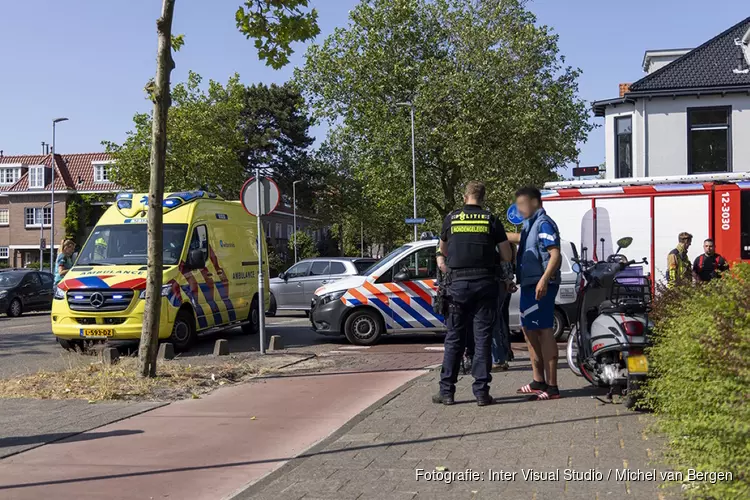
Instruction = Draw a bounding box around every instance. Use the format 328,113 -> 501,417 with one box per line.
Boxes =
255,168 -> 267,355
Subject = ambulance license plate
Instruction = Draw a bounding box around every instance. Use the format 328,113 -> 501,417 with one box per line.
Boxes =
80,329 -> 115,338
627,354 -> 648,374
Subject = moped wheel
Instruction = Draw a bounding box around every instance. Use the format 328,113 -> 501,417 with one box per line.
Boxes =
566,326 -> 582,377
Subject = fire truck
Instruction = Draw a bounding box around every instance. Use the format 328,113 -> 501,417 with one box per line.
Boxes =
541,173 -> 750,281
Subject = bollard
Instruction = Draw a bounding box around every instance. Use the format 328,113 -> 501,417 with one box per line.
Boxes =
158,343 -> 175,360
213,339 -> 230,356
268,335 -> 284,351
101,347 -> 120,366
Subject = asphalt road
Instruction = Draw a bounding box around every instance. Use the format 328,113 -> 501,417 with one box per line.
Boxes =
0,311 -> 453,379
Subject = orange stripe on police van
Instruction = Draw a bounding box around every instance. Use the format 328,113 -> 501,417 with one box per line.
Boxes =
349,288 -> 369,305
363,281 -> 389,304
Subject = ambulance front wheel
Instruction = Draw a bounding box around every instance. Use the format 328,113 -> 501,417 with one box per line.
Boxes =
344,309 -> 383,346
170,309 -> 197,352
242,297 -> 260,335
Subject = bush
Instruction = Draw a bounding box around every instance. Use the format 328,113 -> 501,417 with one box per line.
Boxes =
644,264 -> 750,499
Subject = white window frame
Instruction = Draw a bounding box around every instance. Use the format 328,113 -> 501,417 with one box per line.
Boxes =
24,207 -> 51,228
0,247 -> 8,259
287,224 -> 293,239
28,165 -> 46,189
0,165 -> 22,185
0,208 -> 8,226
93,160 -> 113,183
275,223 -> 282,239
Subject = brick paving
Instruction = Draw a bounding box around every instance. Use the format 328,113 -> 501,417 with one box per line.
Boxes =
239,352 -> 674,500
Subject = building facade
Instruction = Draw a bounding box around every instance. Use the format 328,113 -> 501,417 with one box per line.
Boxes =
0,152 -> 117,269
593,17 -> 750,180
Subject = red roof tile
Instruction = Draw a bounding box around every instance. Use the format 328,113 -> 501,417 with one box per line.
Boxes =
0,153 -> 119,193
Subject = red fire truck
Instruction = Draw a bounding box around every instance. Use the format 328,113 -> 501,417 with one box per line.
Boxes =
542,173 -> 750,281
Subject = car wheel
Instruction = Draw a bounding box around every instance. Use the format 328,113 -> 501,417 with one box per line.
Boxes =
552,309 -> 566,340
242,297 -> 259,335
266,293 -> 277,317
7,298 -> 22,318
57,338 -> 83,352
344,309 -> 382,346
169,309 -> 197,352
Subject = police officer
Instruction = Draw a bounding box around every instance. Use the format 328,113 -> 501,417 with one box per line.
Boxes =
433,181 -> 513,406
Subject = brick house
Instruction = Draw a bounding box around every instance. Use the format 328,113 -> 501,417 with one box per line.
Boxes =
0,152 -> 117,269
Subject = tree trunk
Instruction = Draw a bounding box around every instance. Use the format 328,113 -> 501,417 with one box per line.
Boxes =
138,0 -> 176,378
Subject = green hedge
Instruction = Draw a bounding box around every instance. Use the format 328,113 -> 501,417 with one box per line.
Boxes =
645,263 -> 750,499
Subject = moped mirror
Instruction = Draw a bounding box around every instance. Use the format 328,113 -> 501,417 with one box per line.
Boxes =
572,263 -> 581,273
616,237 -> 633,250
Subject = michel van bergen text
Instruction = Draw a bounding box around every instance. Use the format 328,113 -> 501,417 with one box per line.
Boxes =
415,468 -> 733,484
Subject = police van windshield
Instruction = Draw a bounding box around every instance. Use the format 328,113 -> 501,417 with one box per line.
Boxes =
76,224 -> 189,266
361,245 -> 410,277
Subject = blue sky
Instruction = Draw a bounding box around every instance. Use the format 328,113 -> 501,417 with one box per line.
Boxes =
0,0 -> 747,175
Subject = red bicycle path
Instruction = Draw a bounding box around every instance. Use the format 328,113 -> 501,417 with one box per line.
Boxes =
0,369 -> 426,500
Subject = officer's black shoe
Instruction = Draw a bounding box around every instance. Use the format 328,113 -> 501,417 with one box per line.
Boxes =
476,394 -> 495,407
432,393 -> 455,405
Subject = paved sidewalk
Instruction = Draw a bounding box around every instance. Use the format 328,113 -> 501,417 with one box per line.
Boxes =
241,353 -> 671,500
0,370 -> 425,500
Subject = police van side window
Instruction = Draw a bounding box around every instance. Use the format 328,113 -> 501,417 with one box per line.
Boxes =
189,225 -> 209,265
394,248 -> 436,281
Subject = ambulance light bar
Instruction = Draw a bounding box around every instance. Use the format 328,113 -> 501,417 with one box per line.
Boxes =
545,172 -> 750,190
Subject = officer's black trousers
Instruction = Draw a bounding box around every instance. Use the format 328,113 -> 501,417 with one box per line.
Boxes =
439,277 -> 498,398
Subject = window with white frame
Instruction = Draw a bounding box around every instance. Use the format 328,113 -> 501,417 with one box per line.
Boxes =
94,162 -> 110,182
24,207 -> 51,227
0,167 -> 21,185
287,224 -> 293,239
0,209 -> 8,225
28,166 -> 45,189
0,247 -> 8,259
275,223 -> 282,239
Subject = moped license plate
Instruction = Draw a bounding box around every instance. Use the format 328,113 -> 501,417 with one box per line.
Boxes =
627,354 -> 648,374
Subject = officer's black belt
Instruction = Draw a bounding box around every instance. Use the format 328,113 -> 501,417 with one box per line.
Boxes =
449,268 -> 494,280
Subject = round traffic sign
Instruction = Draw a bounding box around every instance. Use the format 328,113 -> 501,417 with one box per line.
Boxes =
506,203 -> 524,225
241,176 -> 280,216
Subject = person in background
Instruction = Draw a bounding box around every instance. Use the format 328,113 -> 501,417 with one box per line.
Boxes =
54,239 -> 76,286
667,232 -> 694,286
492,246 -> 516,371
507,187 -> 563,401
693,238 -> 729,282
494,242 -> 518,370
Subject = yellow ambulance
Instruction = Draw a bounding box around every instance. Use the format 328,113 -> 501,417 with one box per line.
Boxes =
52,191 -> 269,351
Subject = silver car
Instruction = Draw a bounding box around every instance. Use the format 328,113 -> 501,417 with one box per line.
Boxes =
268,257 -> 377,316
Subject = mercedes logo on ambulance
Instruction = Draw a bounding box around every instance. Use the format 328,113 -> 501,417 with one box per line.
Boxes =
89,292 -> 105,308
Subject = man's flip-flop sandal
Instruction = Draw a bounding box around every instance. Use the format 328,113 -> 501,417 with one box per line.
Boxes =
517,383 -> 545,394
531,390 -> 561,401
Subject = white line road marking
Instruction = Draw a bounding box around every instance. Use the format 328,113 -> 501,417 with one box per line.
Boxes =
424,346 -> 445,351
337,346 -> 371,350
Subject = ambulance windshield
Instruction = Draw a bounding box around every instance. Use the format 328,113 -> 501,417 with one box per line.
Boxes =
362,245 -> 410,277
76,224 -> 189,266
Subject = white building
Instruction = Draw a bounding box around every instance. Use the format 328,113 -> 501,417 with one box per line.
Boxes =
593,16 -> 750,179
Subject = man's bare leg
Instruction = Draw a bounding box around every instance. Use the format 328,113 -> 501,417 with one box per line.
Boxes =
538,328 -> 558,387
523,328 -> 545,383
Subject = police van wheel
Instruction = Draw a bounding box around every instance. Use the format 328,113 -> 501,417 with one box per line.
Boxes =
170,310 -> 196,352
344,310 -> 382,346
242,297 -> 259,335
552,309 -> 566,341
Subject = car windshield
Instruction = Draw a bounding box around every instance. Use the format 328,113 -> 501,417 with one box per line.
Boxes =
0,272 -> 24,288
360,246 -> 410,277
354,260 -> 377,274
76,224 -> 189,266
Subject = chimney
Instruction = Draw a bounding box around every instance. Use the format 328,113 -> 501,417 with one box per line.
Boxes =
41,141 -> 47,154
619,83 -> 631,97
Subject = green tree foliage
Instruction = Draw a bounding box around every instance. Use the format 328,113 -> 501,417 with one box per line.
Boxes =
288,230 -> 319,260
236,0 -> 321,69
295,0 -> 592,235
104,73 -> 314,201
645,268 -> 750,499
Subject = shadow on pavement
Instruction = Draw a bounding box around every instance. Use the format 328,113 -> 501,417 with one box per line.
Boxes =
0,429 -> 143,450
0,413 -> 633,491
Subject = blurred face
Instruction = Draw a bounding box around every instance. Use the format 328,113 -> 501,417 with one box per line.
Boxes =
516,195 -> 540,220
703,240 -> 715,256
63,243 -> 75,256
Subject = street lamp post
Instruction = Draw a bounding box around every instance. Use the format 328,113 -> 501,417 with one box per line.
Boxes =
293,180 -> 302,263
396,102 -> 418,242
39,201 -> 61,272
51,118 -> 68,268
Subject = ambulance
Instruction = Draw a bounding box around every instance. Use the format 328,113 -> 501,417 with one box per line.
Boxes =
541,172 -> 750,280
52,191 -> 269,352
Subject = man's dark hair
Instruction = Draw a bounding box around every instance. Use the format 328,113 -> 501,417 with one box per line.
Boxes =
704,238 -> 714,244
515,186 -> 542,202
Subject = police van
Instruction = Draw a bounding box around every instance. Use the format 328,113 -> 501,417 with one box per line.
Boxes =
310,237 -> 579,345
51,191 -> 269,351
